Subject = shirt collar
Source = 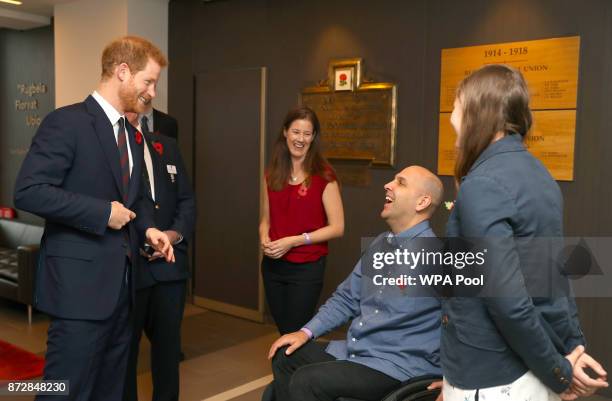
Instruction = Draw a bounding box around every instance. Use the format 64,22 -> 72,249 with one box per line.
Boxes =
92,91 -> 123,127
387,220 -> 431,244
140,109 -> 154,123
465,133 -> 525,178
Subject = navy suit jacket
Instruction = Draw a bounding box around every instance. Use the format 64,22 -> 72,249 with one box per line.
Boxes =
136,133 -> 195,289
153,108 -> 178,139
442,134 -> 585,393
14,95 -> 153,320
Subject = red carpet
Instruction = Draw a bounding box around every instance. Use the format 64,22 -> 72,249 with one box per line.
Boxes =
0,339 -> 45,380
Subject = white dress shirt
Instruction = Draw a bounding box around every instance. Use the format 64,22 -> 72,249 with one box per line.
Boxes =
92,91 -> 133,175
142,127 -> 156,202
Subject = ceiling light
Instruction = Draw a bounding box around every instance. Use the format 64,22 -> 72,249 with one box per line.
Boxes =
0,0 -> 23,5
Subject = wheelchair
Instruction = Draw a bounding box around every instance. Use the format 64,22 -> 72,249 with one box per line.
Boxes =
261,374 -> 441,401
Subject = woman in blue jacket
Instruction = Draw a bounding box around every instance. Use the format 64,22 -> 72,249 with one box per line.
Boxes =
441,64 -> 592,400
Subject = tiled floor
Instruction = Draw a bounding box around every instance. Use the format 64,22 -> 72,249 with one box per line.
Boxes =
0,299 -> 276,401
0,298 -> 610,401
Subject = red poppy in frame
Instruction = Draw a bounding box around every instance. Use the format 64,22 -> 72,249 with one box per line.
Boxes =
152,141 -> 163,156
339,73 -> 347,81
135,131 -> 143,145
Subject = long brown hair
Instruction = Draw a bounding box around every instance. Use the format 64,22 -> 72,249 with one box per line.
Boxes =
267,106 -> 336,191
454,64 -> 532,182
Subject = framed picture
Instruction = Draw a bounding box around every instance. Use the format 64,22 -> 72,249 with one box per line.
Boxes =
301,57 -> 397,168
328,58 -> 362,92
334,67 -> 354,91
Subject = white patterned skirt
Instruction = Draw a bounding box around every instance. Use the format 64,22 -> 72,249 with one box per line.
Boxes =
443,371 -> 561,401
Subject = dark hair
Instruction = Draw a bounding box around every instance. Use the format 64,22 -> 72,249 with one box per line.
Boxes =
454,64 -> 532,182
267,106 -> 336,191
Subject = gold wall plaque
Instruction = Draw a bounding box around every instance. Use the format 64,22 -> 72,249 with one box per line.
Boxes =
438,110 -> 576,181
438,36 -> 580,181
301,59 -> 397,167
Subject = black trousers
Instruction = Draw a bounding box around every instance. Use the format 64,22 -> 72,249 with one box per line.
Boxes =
124,280 -> 187,401
271,342 -> 400,401
37,266 -> 132,401
261,256 -> 325,334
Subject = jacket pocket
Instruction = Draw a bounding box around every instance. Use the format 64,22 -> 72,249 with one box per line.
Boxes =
44,239 -> 95,261
454,321 -> 508,352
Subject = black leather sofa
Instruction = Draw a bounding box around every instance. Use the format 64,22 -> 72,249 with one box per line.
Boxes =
0,219 -> 43,324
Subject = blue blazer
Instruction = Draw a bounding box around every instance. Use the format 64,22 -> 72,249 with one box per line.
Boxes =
135,133 -> 196,289
14,95 -> 153,320
442,134 -> 585,393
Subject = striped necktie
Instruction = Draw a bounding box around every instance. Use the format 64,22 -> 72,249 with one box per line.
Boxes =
141,115 -> 150,135
117,117 -> 132,261
117,117 -> 130,202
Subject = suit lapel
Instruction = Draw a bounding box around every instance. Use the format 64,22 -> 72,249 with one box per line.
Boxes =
85,96 -> 123,197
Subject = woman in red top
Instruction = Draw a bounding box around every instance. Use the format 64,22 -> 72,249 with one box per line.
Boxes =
260,106 -> 344,334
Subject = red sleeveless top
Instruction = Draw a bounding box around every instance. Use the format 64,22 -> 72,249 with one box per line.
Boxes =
267,172 -> 335,263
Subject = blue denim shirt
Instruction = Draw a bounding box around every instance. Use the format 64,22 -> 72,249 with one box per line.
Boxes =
304,220 -> 442,381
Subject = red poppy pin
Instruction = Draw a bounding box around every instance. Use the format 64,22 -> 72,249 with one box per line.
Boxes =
153,141 -> 163,156
135,131 -> 143,145
297,184 -> 308,197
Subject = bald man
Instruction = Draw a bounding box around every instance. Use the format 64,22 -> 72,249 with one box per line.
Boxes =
266,166 -> 444,401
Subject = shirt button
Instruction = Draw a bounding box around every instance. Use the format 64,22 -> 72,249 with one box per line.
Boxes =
375,309 -> 379,314
379,290 -> 383,294
155,204 -> 160,209
350,354 -> 355,358
352,337 -> 356,342
359,322 -> 363,326
441,315 -> 449,325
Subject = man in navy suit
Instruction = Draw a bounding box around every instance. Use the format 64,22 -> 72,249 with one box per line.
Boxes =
139,106 -> 178,140
124,109 -> 195,401
14,36 -> 174,401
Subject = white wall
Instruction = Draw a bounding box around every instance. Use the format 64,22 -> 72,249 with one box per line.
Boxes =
54,0 -> 169,111
127,0 -> 168,112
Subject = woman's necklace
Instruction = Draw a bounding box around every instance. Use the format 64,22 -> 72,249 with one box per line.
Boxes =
291,170 -> 302,183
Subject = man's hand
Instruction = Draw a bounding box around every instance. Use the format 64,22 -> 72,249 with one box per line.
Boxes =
267,330 -> 310,359
264,236 -> 299,259
561,348 -> 608,400
427,380 -> 443,401
145,228 -> 175,263
165,230 -> 181,245
147,230 -> 182,261
108,201 -> 136,230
